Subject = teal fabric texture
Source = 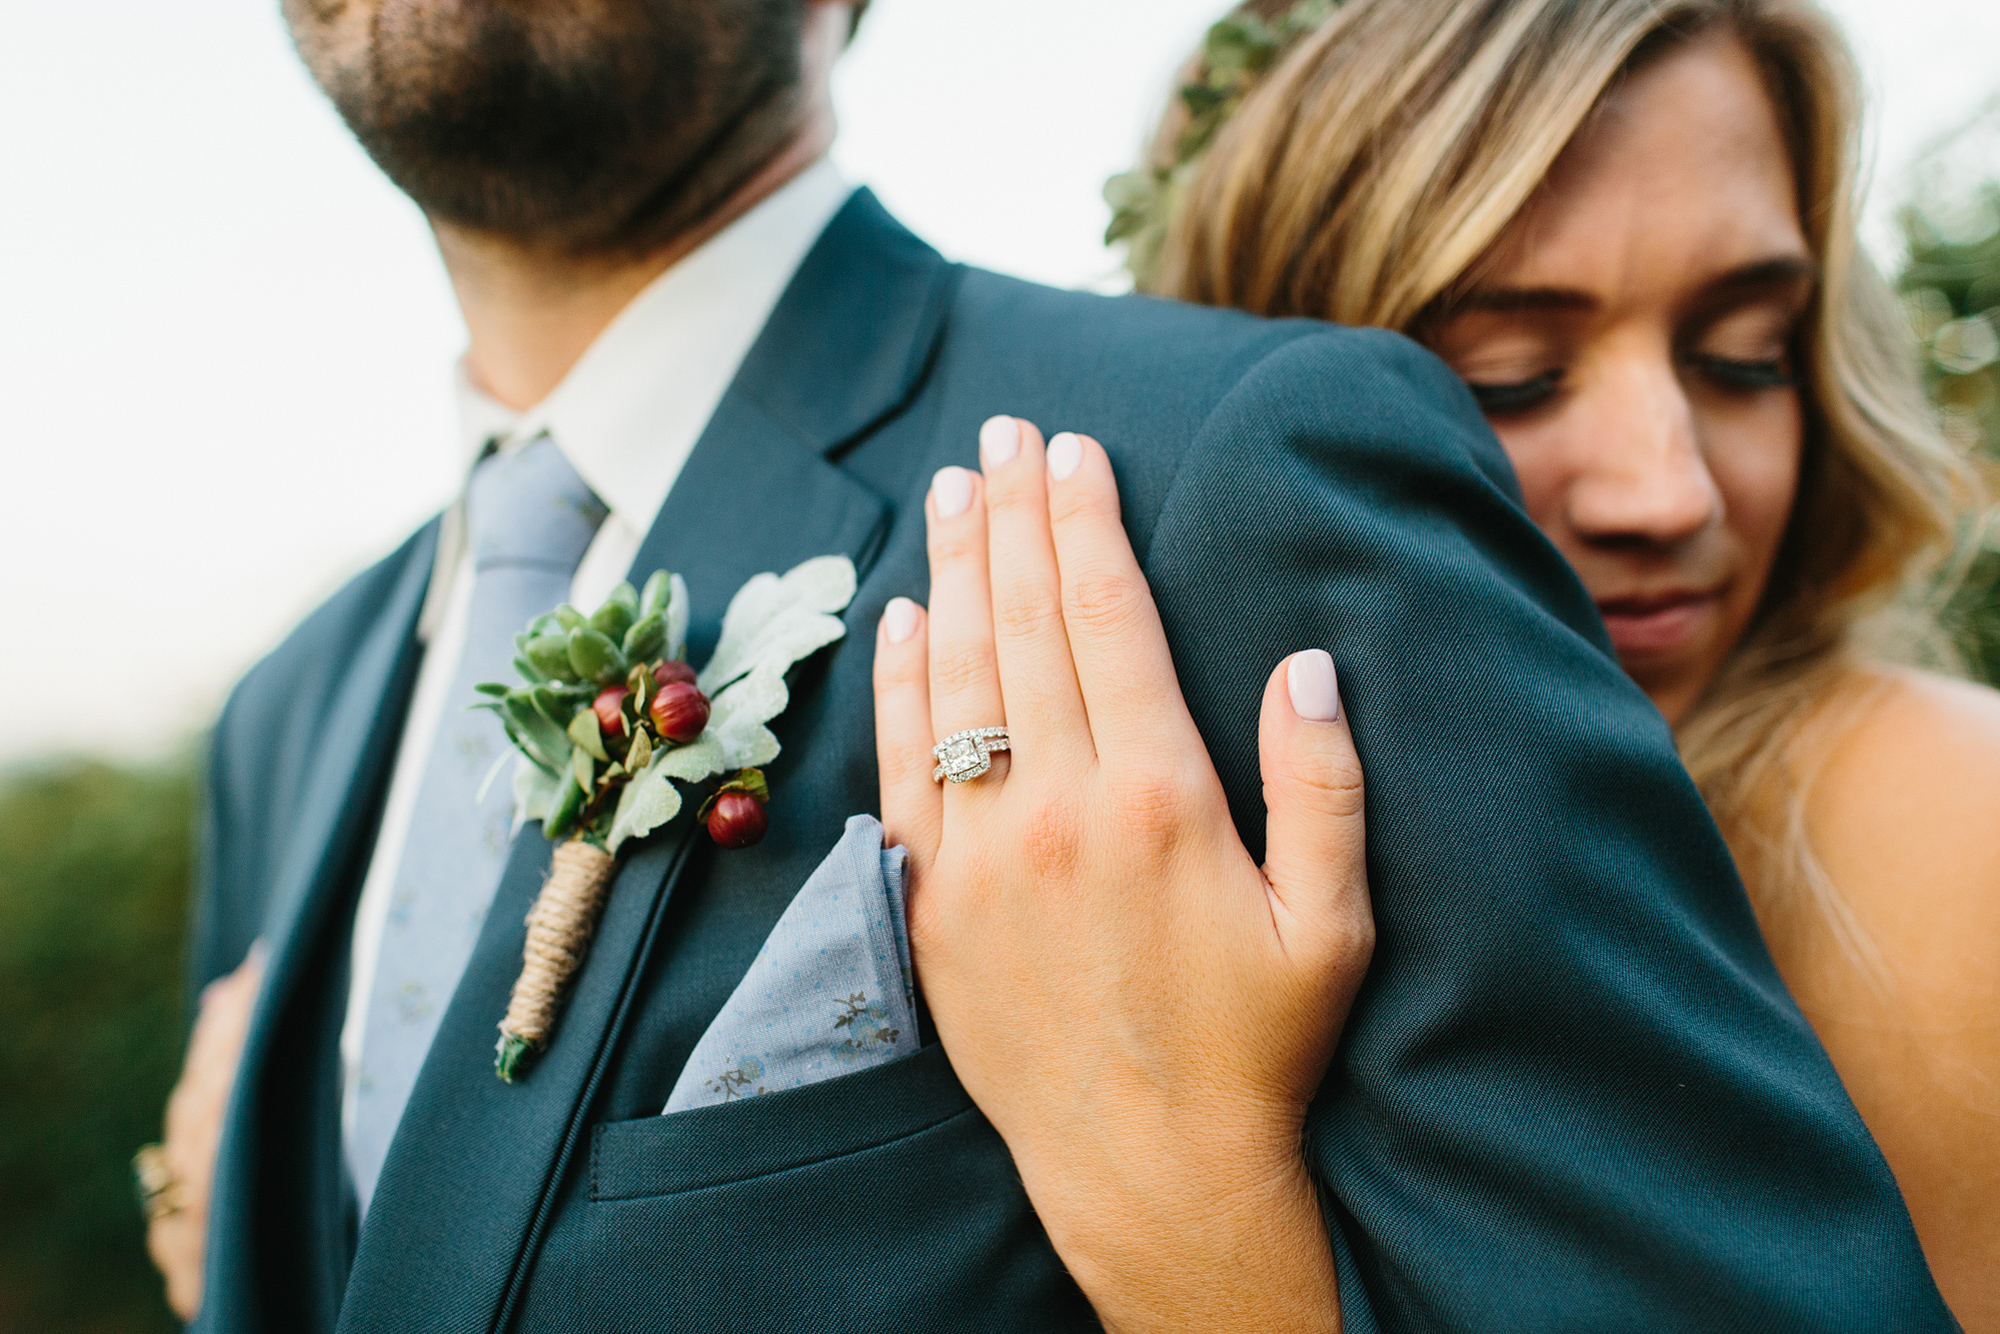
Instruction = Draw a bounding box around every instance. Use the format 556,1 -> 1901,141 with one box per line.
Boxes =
188,193 -> 1956,1333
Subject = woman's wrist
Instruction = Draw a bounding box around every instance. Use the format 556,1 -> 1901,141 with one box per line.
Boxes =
1016,1110 -> 1341,1333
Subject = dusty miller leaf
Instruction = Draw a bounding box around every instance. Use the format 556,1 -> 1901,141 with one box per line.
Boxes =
655,733 -> 726,782
697,556 -> 855,695
706,665 -> 788,770
603,735 -> 729,855
607,755 -> 677,854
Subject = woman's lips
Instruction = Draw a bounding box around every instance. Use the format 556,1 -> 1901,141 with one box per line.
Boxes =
1595,589 -> 1722,657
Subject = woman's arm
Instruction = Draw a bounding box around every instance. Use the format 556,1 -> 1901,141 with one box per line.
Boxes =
871,416 -> 1373,1332
1787,667 -> 2000,1331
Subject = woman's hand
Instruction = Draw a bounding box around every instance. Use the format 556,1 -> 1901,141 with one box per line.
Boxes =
872,417 -> 1373,1332
145,944 -> 264,1320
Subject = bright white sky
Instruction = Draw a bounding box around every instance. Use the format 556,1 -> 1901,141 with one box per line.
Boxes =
1,0 -> 1997,763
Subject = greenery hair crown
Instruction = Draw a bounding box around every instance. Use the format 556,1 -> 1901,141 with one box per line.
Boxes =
1104,0 -> 1339,287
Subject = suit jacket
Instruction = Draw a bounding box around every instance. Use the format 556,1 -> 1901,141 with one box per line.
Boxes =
188,191 -> 1954,1333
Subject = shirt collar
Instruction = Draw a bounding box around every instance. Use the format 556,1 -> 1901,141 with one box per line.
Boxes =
453,157 -> 855,527
423,159 -> 854,643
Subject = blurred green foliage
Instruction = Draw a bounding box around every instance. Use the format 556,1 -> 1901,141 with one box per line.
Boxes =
0,762 -> 189,1333
1898,108 -> 2000,684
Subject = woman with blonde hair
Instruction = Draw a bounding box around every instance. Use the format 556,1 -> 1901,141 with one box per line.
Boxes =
874,0 -> 1997,1327
1141,0 -> 2000,1313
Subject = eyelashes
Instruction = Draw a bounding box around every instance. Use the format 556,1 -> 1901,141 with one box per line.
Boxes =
1466,370 -> 1563,415
1463,356 -> 1794,418
1686,354 -> 1795,390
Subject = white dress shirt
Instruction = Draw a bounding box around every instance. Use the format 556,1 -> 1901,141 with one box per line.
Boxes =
338,160 -> 855,1140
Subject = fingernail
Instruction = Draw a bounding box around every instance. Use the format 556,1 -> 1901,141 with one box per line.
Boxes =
883,597 -> 921,644
932,466 -> 975,518
980,415 -> 1020,468
1287,649 -> 1341,722
1047,432 -> 1083,481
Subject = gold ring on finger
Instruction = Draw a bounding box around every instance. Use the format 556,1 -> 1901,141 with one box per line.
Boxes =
133,1143 -> 184,1222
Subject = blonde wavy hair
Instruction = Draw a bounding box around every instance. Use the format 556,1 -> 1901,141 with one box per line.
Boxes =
1143,0 -> 1981,946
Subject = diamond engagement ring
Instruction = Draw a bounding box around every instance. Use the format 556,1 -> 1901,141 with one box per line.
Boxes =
932,727 -> 1011,783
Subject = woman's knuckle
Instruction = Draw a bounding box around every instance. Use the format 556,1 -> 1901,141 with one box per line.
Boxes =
1048,480 -> 1116,529
927,526 -> 981,567
1274,752 -> 1366,819
992,588 -> 1065,642
873,645 -> 918,688
928,643 -> 992,695
1018,796 -> 1085,876
983,479 -> 1040,522
1063,569 -> 1145,636
1348,910 -> 1377,963
1107,769 -> 1196,835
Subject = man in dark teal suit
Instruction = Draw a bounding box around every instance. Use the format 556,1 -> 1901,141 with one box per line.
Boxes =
167,0 -> 1952,1328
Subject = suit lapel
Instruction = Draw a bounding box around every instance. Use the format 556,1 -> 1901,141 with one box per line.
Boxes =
338,191 -> 956,1334
201,521 -> 438,1334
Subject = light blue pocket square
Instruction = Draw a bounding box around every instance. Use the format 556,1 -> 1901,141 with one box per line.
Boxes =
663,814 -> 918,1113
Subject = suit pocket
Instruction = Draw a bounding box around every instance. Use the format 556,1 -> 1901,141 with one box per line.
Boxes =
589,1041 -> 973,1201
523,1041 -> 1095,1332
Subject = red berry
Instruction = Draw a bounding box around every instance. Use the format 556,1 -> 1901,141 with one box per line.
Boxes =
592,687 -> 629,737
707,791 -> 768,849
652,660 -> 697,688
648,681 -> 710,743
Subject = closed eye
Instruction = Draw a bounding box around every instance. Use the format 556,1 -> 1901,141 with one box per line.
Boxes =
1687,354 -> 1794,391
1464,370 -> 1563,416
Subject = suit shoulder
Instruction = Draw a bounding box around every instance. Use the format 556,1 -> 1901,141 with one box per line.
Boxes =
954,266 -> 1470,373
194,520 -> 436,987
946,270 -> 1496,474
214,520 -> 438,772
1095,317 -> 1518,524
953,265 -> 1322,383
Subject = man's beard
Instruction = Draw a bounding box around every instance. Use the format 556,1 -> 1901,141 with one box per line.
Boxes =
285,0 -> 808,255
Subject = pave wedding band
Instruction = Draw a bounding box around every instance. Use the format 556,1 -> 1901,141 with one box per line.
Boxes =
932,727 -> 1011,783
133,1143 -> 184,1223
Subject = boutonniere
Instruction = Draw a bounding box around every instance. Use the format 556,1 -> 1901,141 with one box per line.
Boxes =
474,555 -> 858,1081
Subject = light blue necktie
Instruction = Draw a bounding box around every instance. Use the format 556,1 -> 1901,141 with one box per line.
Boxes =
347,436 -> 606,1216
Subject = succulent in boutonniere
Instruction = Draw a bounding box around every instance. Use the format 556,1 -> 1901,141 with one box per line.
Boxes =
474,555 -> 858,1081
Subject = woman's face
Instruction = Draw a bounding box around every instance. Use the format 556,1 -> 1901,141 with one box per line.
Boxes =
1428,33 -> 1812,725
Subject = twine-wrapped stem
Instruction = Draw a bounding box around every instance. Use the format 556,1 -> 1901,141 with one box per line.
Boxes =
495,839 -> 617,1081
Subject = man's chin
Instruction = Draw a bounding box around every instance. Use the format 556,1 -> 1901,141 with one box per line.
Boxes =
285,0 -> 809,255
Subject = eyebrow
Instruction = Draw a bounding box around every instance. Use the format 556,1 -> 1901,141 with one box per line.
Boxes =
1452,255 -> 1817,316
1452,287 -> 1595,314
1704,256 -> 1816,299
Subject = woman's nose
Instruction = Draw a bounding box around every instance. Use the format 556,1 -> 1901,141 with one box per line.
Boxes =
1562,357 -> 1720,548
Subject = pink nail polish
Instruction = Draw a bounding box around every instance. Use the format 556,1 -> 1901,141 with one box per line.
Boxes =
932,466 -> 975,518
980,416 -> 1020,468
883,598 -> 921,644
1287,650 -> 1341,722
1047,433 -> 1083,481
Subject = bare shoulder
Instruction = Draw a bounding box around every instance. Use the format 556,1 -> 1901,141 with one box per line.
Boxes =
1803,665 -> 2000,985
1796,668 -> 2000,1321
1813,664 -> 2000,827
